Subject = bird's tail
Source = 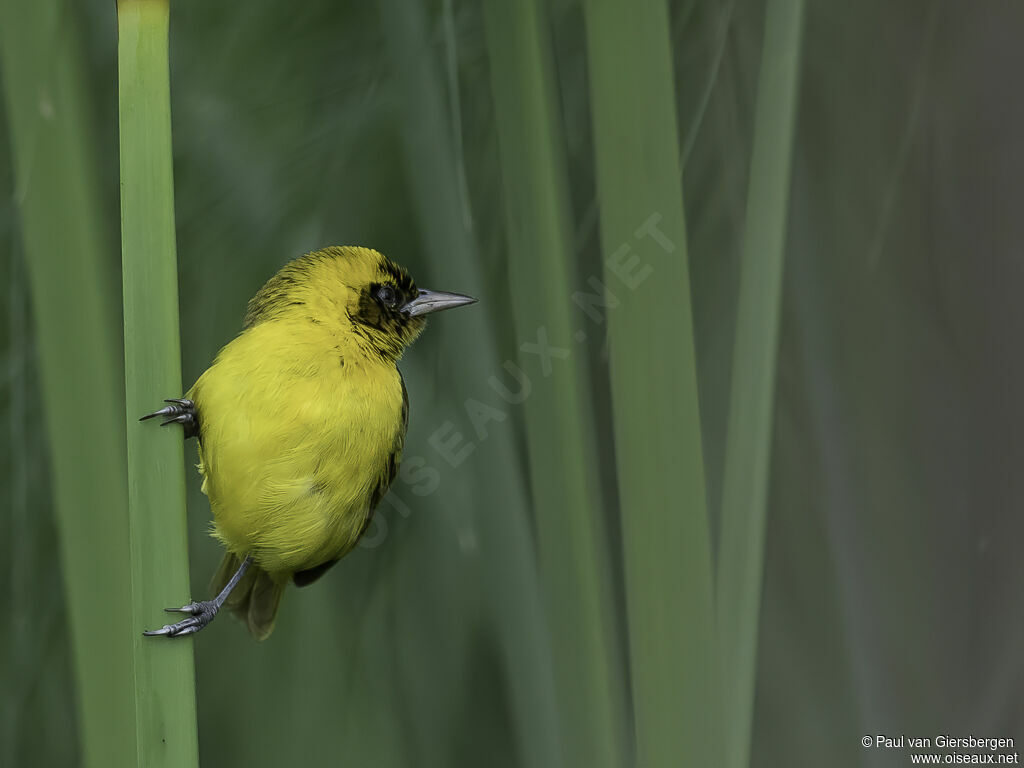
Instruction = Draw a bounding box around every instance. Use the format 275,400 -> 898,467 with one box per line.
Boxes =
210,553 -> 284,641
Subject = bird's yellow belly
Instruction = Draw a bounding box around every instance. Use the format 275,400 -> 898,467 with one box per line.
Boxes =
194,351 -> 403,577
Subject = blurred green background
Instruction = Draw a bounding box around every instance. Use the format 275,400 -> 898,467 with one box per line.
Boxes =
3,1 -> 1024,767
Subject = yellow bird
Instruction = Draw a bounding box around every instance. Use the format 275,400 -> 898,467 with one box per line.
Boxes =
141,246 -> 476,639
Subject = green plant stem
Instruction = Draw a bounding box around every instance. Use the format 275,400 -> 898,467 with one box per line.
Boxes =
0,3 -> 136,766
483,1 -> 626,766
117,1 -> 198,765
582,1 -> 717,765
716,2 -> 805,767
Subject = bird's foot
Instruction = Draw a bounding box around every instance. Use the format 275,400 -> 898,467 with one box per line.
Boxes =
142,556 -> 253,638
140,398 -> 199,439
143,599 -> 220,638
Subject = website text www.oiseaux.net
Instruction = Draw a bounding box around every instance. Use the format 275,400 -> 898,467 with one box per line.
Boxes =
863,735 -> 1018,765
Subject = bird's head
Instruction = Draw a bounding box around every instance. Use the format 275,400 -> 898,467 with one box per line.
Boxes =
244,246 -> 477,363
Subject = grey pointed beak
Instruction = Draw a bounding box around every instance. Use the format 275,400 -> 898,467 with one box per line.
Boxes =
402,289 -> 478,317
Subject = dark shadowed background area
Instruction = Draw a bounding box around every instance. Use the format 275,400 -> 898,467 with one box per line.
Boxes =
2,1 -> 1022,767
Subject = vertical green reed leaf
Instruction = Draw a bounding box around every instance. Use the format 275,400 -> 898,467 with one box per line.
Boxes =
483,1 -> 625,766
0,3 -> 136,766
117,1 -> 199,765
716,3 -> 805,768
582,1 -> 716,764
379,1 -> 563,766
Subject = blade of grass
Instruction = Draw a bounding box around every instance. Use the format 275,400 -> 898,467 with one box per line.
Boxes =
117,1 -> 198,765
582,1 -> 717,764
0,3 -> 136,766
715,2 -> 805,767
483,1 -> 626,766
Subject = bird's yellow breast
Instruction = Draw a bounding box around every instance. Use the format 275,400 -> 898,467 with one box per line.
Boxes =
190,317 -> 405,577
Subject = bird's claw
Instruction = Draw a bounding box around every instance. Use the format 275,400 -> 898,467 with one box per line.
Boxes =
143,599 -> 218,638
143,620 -> 202,637
140,398 -> 199,439
164,601 -> 204,615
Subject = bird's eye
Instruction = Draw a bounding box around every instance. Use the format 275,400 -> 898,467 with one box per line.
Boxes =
376,285 -> 400,308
